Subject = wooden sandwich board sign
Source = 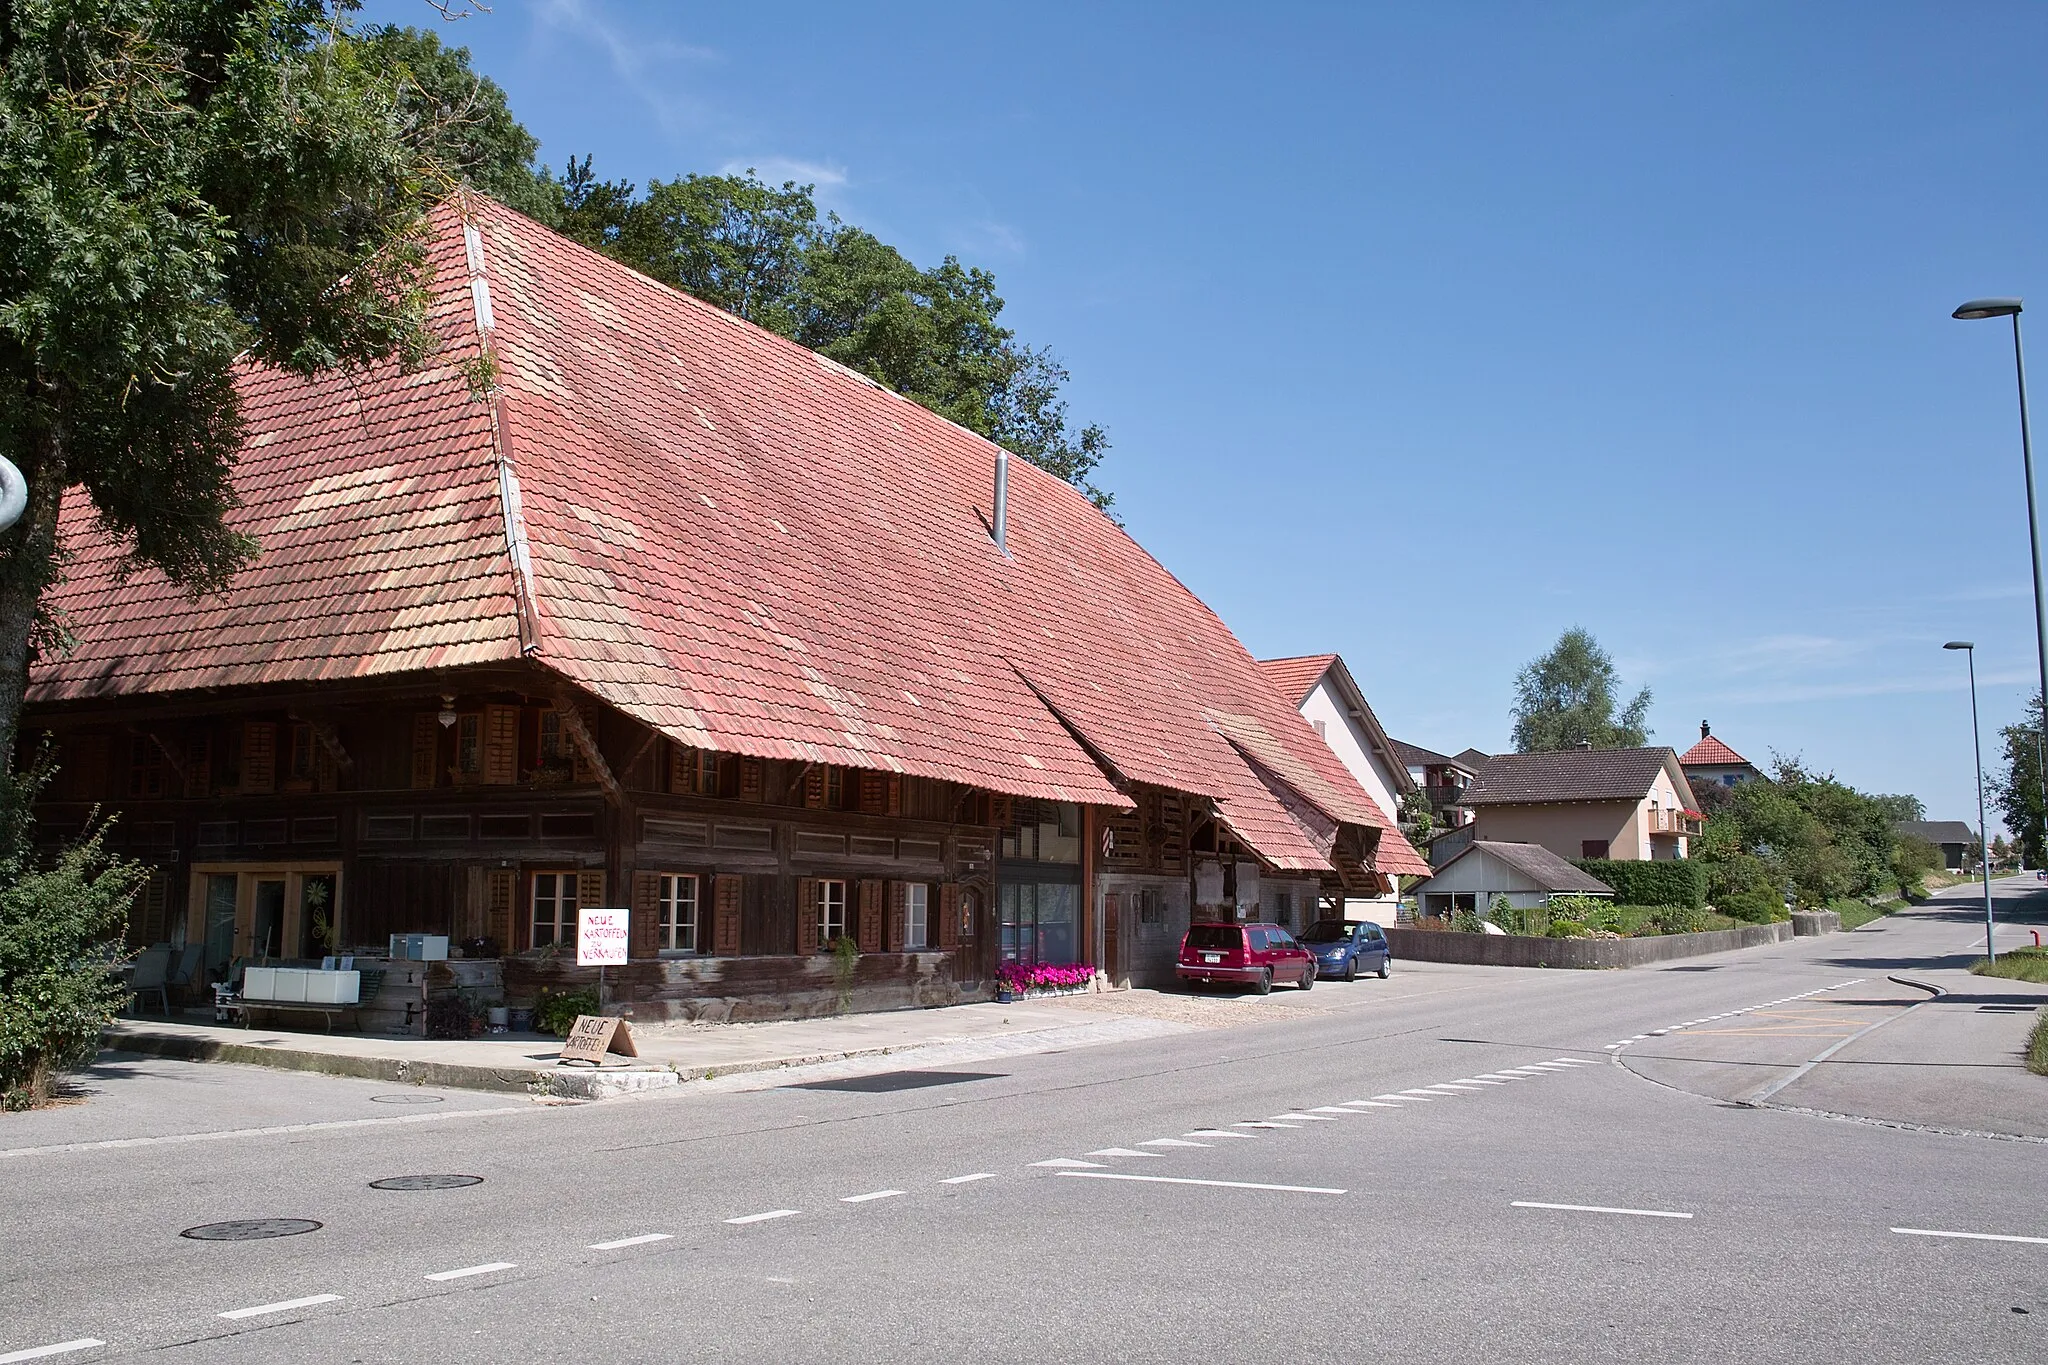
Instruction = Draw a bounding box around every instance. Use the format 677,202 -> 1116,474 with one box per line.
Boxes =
558,1014 -> 638,1066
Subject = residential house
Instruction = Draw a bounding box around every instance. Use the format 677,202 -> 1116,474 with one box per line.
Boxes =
1391,740 -> 1479,830
1894,820 -> 1977,872
1258,653 -> 1417,925
1414,841 -> 1616,920
21,195 -> 1429,1019
1678,722 -> 1763,790
1461,748 -> 1700,862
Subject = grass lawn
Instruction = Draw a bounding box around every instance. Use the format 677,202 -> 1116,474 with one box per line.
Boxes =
1970,946 -> 2048,984
1830,897 -> 1903,931
2030,1013 -> 2047,1077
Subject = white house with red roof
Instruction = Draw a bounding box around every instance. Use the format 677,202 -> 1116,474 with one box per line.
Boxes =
23,195 -> 1424,1017
1678,721 -> 1763,790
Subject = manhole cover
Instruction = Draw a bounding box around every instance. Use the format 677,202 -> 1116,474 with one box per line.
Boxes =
181,1219 -> 322,1242
369,1093 -> 445,1105
369,1175 -> 483,1191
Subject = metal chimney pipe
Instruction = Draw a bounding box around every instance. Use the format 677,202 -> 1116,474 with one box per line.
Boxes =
992,447 -> 1009,553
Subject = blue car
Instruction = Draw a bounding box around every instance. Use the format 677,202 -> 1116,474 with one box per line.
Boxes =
1299,919 -> 1391,982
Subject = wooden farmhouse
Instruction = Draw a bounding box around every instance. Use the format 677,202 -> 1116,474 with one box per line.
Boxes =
21,196 -> 1427,1023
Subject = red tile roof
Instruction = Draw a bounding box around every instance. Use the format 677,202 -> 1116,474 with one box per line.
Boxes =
30,198 -> 1423,877
1255,654 -> 1337,706
1678,735 -> 1750,768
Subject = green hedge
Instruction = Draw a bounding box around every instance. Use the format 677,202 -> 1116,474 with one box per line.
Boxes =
1570,858 -> 1706,909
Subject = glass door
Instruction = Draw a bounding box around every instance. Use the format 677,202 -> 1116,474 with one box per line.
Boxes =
203,874 -> 238,980
251,879 -> 286,960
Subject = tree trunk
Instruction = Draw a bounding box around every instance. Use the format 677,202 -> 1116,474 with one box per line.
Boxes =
0,428 -> 66,779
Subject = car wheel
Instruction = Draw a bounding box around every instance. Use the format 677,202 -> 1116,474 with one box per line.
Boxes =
1343,957 -> 1357,983
1376,955 -> 1391,980
1299,962 -> 1314,991
1255,968 -> 1273,996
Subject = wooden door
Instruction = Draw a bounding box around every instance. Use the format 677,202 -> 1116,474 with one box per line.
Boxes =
1103,893 -> 1121,983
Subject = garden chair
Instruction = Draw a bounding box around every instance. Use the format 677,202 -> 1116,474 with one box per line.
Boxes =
127,947 -> 172,1016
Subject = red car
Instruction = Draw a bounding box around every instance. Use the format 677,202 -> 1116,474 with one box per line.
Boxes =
1176,922 -> 1316,994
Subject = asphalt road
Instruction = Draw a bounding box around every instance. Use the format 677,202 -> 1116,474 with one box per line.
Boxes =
3,882 -> 2044,1364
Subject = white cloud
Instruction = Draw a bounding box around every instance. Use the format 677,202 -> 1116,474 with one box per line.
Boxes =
718,157 -> 849,189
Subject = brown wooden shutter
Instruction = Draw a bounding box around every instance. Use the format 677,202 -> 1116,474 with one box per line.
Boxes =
714,875 -> 743,956
632,871 -> 661,959
857,879 -> 883,953
740,758 -> 764,802
885,774 -> 902,817
938,883 -> 961,949
796,878 -> 819,954
239,721 -> 276,794
884,881 -> 906,953
411,714 -> 439,790
483,704 -> 519,785
666,742 -> 688,794
577,869 -> 605,914
486,869 -> 514,950
858,771 -> 885,814
804,767 -> 826,809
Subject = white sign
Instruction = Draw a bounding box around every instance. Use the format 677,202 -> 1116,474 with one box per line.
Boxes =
577,907 -> 630,966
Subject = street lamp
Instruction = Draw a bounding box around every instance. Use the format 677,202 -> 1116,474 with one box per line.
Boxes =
1944,641 -> 1997,962
1952,298 -> 2046,867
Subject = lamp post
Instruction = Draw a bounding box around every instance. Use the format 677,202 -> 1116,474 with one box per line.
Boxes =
1952,298 -> 2046,867
1945,642 -> 1997,962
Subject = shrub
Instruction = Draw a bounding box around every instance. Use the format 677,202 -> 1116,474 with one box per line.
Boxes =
426,995 -> 479,1040
1650,905 -> 1709,935
1719,886 -> 1784,924
1451,905 -> 1484,934
1571,859 -> 1706,909
998,962 -> 1095,993
534,986 -> 600,1036
1545,894 -> 1599,938
2029,1011 -> 2047,1078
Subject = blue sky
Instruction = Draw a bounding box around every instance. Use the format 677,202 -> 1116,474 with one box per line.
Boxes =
365,1 -> 2048,828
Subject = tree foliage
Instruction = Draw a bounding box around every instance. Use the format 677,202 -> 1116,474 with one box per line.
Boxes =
1510,628 -> 1652,752
1991,690 -> 2044,869
1692,756 -> 1931,912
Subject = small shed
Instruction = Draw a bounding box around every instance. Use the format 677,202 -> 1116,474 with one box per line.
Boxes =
1415,841 -> 1616,919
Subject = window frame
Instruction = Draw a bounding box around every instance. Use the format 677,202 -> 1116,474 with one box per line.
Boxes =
455,713 -> 483,779
817,878 -> 847,947
659,873 -> 700,953
904,883 -> 929,950
531,870 -> 579,949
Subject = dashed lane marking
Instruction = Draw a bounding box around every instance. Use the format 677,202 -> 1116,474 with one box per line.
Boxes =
1373,1092 -> 1426,1101
1235,1121 -> 1301,1130
589,1233 -> 671,1250
841,1190 -> 906,1203
1031,1158 -> 1106,1168
1058,1172 -> 1347,1195
1308,1106 -> 1364,1114
1184,1129 -> 1254,1139
1891,1227 -> 2048,1246
1268,1113 -> 1339,1122
1513,1202 -> 1693,1220
941,1173 -> 997,1184
724,1210 -> 800,1226
1141,1138 -> 1211,1147
424,1263 -> 515,1282
219,1293 -> 344,1319
0,1342 -> 107,1363
1085,1148 -> 1161,1158
1341,1100 -> 1402,1109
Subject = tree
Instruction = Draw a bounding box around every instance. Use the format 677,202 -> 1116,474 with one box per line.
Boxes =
0,0 -> 439,782
1991,690 -> 2045,868
1991,833 -> 2011,868
1693,756 -> 1929,912
1509,628 -> 1652,752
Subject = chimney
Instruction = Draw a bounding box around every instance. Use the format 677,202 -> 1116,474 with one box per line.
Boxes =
1701,719 -> 1711,739
991,447 -> 1009,554
1576,738 -> 1593,751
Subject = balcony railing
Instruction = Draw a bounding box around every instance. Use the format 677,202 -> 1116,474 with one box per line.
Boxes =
1646,808 -> 1699,837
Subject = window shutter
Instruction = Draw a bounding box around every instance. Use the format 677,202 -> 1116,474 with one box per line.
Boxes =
667,743 -> 689,794
632,871 -> 661,959
411,714 -> 439,790
313,738 -> 337,792
138,870 -> 169,943
483,704 -> 519,785
804,767 -> 826,809
239,722 -> 276,794
796,878 -> 819,954
885,774 -> 902,817
740,758 -> 765,802
571,729 -> 595,785
884,881 -> 906,953
578,869 -> 605,914
858,771 -> 886,814
857,879 -> 883,954
714,875 -> 743,956
938,883 -> 960,950
184,736 -> 209,799
486,869 -> 515,950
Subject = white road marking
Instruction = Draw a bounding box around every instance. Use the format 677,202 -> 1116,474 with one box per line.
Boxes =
1031,1158 -> 1106,1168
219,1293 -> 344,1319
1309,1105 -> 1363,1114
0,1105 -> 531,1162
1421,1084 -> 1486,1093
1060,1172 -> 1347,1195
425,1263 -> 516,1281
1891,1227 -> 2048,1245
725,1210 -> 800,1225
1400,1088 -> 1454,1097
1087,1147 -> 1161,1159
588,1233 -> 672,1250
941,1173 -> 997,1183
841,1189 -> 906,1203
1499,1068 -> 1550,1075
1374,1092 -> 1427,1100
1269,1112 -> 1339,1121
1184,1129 -> 1254,1139
1525,1063 -> 1576,1072
1141,1138 -> 1211,1147
1235,1121 -> 1301,1129
1472,1074 -> 1523,1081
1512,1201 -> 1692,1220
1453,1078 -> 1507,1086
1550,1058 -> 1602,1066
1341,1100 -> 1401,1109
0,1342 -> 107,1363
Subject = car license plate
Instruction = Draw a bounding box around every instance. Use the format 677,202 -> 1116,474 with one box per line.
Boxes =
1201,952 -> 1221,964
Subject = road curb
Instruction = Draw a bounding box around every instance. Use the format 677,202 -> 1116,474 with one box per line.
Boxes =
1886,974 -> 1948,998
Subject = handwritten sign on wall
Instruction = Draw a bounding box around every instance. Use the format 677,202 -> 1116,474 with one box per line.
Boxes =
577,907 -> 629,966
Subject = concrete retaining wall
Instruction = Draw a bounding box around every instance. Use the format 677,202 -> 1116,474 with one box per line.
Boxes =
1385,921 -> 1792,969
503,951 -> 983,1024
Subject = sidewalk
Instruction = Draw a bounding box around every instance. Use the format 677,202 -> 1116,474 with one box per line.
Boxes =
104,994 -> 1195,1099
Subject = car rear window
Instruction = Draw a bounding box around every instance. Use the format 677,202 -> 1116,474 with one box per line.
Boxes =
1185,925 -> 1241,950
1300,921 -> 1351,943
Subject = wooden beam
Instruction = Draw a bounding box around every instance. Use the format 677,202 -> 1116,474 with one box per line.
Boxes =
554,697 -> 623,806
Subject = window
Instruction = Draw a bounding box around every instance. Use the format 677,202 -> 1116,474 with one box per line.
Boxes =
825,766 -> 846,809
1246,928 -> 1269,950
1581,840 -> 1609,859
659,874 -> 699,952
541,710 -> 568,767
999,801 -> 1082,864
1270,891 -> 1292,929
816,879 -> 847,947
695,750 -> 721,796
532,871 -> 579,948
456,714 -> 482,778
998,882 -> 1078,964
289,723 -> 316,782
904,883 -> 929,950
128,737 -> 166,798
